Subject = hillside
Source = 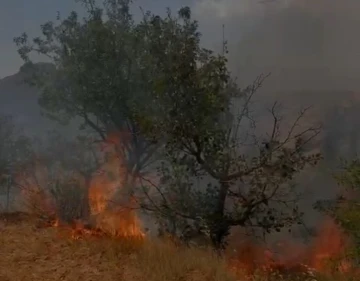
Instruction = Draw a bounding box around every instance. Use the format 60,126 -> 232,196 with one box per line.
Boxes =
0,213 -> 235,281
0,63 -> 78,139
0,211 -> 357,281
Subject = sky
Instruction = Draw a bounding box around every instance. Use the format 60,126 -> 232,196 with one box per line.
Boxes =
0,0 -> 289,79
2,0 -> 360,93
2,0 -> 360,219
0,0 -> 291,140
0,0 -> 184,78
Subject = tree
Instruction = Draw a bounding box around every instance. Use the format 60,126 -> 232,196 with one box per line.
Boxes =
14,0 -> 159,197
44,131 -> 102,222
315,159 -> 360,265
14,1 -> 322,249
130,8 -> 322,249
0,114 -> 32,210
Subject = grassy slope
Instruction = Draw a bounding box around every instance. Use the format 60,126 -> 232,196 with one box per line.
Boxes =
0,213 -> 235,281
0,213 -> 354,281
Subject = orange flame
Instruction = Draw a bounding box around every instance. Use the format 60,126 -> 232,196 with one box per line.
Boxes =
15,132 -> 359,279
228,217 -> 356,279
17,132 -> 145,240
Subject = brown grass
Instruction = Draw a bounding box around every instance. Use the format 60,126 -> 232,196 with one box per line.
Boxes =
1,212 -> 356,281
0,213 -> 236,281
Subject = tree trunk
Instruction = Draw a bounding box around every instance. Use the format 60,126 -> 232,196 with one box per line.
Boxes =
80,176 -> 91,223
209,180 -> 230,251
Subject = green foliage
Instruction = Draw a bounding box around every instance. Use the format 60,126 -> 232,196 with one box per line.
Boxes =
134,9 -> 322,246
315,158 -> 360,269
134,7 -> 235,143
14,0 -> 157,175
15,1 -> 322,249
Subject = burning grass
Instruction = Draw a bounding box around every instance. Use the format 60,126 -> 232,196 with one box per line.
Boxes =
0,213 -> 235,281
7,133 -> 359,281
10,190 -> 359,280
0,212 -> 358,281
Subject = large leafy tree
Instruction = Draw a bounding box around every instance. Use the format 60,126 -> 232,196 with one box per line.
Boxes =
15,0 -> 322,249
14,0 -> 158,194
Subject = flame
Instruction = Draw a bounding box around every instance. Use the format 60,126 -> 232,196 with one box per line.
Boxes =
17,132 -> 145,240
310,218 -> 350,272
14,131 -> 359,278
86,132 -> 145,239
228,217 -> 356,279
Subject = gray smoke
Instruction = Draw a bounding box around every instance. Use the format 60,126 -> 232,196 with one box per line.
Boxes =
2,0 -> 360,235
191,0 -> 360,232
193,0 -> 360,93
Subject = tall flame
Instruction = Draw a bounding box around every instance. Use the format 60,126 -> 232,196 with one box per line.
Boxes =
17,132 -> 145,240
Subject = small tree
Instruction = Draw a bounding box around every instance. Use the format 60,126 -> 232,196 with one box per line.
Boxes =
44,131 -> 102,222
315,159 -> 360,266
0,115 -> 32,211
16,130 -> 102,223
133,7 -> 322,249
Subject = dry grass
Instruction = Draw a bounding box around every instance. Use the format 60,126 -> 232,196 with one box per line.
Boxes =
0,213 -> 237,281
0,212 -> 356,281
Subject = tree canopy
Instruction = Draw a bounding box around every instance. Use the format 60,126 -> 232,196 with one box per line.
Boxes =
14,0 -> 158,180
14,0 -> 322,249
315,159 -> 360,263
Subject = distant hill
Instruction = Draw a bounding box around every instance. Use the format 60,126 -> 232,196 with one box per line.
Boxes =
1,62 -> 359,159
0,63 -> 78,139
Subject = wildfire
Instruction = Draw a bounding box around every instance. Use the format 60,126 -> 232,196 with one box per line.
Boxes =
17,132 -> 145,241
228,218 -> 355,279
14,132 -> 359,280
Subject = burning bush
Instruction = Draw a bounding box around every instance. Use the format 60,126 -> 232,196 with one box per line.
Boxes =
16,160 -> 86,223
11,148 -> 360,281
49,176 -> 89,224
14,135 -> 147,242
315,158 -> 360,274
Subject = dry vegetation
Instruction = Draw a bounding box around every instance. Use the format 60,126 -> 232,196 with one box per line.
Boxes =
0,212 -> 236,281
0,212 -> 357,281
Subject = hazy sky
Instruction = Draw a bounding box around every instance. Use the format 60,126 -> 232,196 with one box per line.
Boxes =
2,0 -> 360,216
0,0 -> 288,78
2,0 -> 360,94
0,0 -> 196,78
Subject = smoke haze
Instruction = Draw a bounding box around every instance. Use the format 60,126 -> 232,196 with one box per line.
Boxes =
193,0 -> 360,94
1,0 -> 360,229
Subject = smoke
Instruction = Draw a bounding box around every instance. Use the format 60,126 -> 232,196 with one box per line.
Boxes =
192,0 -> 360,94
5,0 -> 360,235
190,0 -> 360,230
